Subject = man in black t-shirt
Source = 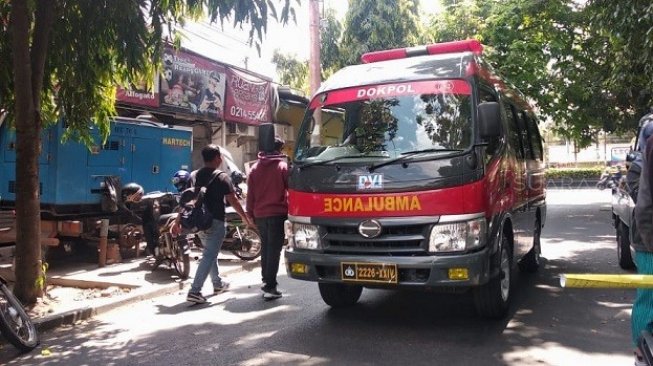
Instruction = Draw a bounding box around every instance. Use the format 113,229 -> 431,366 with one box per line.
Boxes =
173,144 -> 251,304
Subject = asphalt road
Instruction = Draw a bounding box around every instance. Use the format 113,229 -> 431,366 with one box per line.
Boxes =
0,189 -> 637,366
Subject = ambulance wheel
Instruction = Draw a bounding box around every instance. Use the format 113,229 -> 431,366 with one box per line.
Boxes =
474,234 -> 512,319
318,283 -> 362,308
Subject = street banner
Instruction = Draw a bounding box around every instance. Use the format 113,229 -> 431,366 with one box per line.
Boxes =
224,67 -> 272,126
160,47 -> 227,120
116,76 -> 160,108
560,274 -> 653,288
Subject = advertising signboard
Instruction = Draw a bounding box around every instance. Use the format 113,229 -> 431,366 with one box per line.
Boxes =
116,77 -> 160,108
225,67 -> 272,125
116,46 -> 274,126
160,47 -> 227,120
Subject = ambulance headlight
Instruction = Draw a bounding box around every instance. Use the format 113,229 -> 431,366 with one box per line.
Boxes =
285,221 -> 321,250
429,218 -> 486,253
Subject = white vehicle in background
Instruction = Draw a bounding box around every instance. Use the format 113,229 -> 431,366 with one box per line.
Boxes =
612,184 -> 636,270
612,111 -> 653,270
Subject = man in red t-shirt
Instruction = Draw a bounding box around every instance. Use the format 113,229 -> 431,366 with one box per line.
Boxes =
246,137 -> 288,300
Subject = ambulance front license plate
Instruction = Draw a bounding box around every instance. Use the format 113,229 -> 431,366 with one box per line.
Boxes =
341,262 -> 398,284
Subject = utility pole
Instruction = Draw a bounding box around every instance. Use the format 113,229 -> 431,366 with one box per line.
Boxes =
308,0 -> 321,97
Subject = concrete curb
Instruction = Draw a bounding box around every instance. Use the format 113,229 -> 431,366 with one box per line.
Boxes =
33,282 -> 182,332
33,262 -> 256,332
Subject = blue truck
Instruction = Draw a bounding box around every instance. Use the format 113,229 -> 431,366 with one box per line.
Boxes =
0,117 -> 192,249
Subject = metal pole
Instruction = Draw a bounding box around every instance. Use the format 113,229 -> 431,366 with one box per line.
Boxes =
98,218 -> 109,267
308,0 -> 321,97
604,132 -> 608,165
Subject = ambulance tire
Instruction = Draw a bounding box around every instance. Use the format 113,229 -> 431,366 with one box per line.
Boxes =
318,283 -> 363,308
617,221 -> 635,270
473,234 -> 512,319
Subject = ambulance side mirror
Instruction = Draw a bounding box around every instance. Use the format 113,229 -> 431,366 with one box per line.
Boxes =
478,102 -> 501,140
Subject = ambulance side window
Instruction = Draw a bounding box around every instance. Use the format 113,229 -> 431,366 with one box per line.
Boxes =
515,109 -> 532,160
503,102 -> 524,159
525,113 -> 544,160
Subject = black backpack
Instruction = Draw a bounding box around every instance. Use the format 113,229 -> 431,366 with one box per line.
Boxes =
179,170 -> 222,232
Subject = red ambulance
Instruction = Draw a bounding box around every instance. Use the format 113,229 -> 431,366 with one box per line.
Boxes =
284,40 -> 546,318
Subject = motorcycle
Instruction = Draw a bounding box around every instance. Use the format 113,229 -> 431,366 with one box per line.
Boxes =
191,171 -> 262,261
596,170 -> 621,190
155,213 -> 192,279
0,275 -> 39,352
221,207 -> 262,261
121,191 -> 191,279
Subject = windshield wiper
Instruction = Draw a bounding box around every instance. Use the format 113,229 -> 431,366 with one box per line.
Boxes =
296,154 -> 368,169
368,148 -> 464,171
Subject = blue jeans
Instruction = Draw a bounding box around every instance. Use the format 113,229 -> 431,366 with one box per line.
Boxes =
189,219 -> 226,294
632,251 -> 653,346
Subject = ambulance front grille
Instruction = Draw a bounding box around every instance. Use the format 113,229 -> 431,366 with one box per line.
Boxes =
322,223 -> 429,255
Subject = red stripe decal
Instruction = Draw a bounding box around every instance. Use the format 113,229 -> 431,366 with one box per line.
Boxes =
309,80 -> 471,109
289,180 -> 486,218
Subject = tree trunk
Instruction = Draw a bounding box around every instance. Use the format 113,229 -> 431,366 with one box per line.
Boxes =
10,0 -> 53,305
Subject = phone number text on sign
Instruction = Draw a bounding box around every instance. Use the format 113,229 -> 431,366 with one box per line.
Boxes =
229,106 -> 267,121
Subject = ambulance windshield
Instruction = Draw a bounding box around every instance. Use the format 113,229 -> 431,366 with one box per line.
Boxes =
294,79 -> 473,163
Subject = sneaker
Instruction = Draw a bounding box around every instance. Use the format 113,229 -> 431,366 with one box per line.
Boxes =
213,281 -> 230,295
186,292 -> 207,304
262,287 -> 282,300
635,357 -> 647,366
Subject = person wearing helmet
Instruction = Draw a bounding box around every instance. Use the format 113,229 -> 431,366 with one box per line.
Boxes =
117,182 -> 146,225
172,170 -> 191,192
121,182 -> 144,203
120,182 -> 162,257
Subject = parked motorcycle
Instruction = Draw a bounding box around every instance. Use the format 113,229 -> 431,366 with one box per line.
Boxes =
222,207 -> 262,260
0,275 -> 39,352
596,169 -> 622,190
191,171 -> 262,261
119,187 -> 191,279
155,213 -> 192,279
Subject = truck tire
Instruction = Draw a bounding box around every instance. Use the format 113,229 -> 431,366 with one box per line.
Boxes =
519,220 -> 541,273
617,222 -> 636,270
474,234 -> 512,319
318,283 -> 363,308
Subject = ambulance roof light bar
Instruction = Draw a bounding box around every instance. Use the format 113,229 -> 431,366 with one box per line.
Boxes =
361,39 -> 484,64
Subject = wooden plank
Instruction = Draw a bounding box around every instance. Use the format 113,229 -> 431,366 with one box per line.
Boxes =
0,267 -> 138,289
